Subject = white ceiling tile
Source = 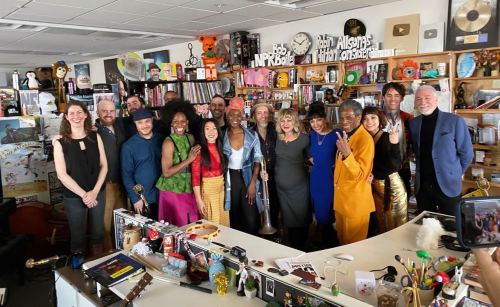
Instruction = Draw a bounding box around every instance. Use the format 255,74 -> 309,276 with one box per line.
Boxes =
150,6 -> 219,20
67,11 -> 142,27
5,2 -> 86,20
226,3 -> 292,18
182,0 -> 257,13
303,0 -> 369,14
137,0 -> 195,5
123,16 -> 186,27
203,18 -> 283,34
4,13 -> 71,23
196,13 -> 252,25
32,0 -> 114,9
99,0 -> 174,15
264,8 -> 322,22
0,30 -> 37,44
173,21 -> 216,31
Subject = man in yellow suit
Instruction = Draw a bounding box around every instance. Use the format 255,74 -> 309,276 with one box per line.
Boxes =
334,99 -> 375,244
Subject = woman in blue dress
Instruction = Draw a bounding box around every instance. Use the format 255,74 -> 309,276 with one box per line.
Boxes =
308,103 -> 339,249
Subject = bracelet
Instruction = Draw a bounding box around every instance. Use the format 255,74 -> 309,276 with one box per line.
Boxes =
185,224 -> 220,240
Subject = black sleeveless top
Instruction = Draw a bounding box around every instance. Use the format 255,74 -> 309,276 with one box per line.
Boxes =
60,132 -> 102,198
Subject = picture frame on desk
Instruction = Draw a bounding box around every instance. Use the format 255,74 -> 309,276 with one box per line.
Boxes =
265,278 -> 275,297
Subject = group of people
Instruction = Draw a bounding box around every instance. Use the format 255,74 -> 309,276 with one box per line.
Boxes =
54,81 -> 474,255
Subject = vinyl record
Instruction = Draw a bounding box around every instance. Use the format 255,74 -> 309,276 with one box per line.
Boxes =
344,19 -> 366,37
344,71 -> 359,85
454,0 -> 492,32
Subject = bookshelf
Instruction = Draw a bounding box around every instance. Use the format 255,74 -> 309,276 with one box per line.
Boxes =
127,80 -> 222,107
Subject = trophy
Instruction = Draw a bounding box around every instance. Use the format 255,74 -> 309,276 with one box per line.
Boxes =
133,184 -> 151,217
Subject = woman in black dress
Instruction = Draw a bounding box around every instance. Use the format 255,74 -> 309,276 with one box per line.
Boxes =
274,108 -> 310,250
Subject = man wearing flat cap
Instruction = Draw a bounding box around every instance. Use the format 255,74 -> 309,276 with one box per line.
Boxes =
121,108 -> 164,220
147,63 -> 160,82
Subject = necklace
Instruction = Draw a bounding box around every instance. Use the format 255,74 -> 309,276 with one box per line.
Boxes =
317,133 -> 327,146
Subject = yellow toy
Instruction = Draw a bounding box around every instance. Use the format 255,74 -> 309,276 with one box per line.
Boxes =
276,72 -> 289,88
310,70 -> 324,82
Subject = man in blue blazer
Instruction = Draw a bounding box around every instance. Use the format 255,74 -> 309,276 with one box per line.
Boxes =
409,85 -> 473,215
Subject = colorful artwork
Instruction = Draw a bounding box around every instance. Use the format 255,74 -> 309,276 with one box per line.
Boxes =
143,49 -> 170,80
104,58 -> 124,84
0,116 -> 41,145
0,141 -> 49,202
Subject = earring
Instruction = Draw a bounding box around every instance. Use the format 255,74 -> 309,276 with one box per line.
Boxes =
186,125 -> 189,133
171,127 -> 174,134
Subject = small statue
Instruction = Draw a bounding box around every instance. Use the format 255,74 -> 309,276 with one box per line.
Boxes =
284,291 -> 293,307
236,256 -> 248,296
452,266 -> 463,284
214,272 -> 228,295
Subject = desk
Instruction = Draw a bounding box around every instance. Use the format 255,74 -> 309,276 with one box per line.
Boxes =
301,212 -> 467,306
69,211 -> 465,307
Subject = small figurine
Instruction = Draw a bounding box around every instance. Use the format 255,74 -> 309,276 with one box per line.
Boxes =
276,72 -> 289,88
236,256 -> 249,296
283,291 -> 293,307
214,272 -> 228,295
452,266 -> 463,283
199,35 -> 223,80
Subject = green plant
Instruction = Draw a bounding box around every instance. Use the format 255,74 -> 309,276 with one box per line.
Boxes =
245,275 -> 256,291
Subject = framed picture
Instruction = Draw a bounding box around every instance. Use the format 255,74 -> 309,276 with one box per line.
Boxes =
384,14 -> 420,55
446,0 -> 499,50
265,278 -> 275,297
295,54 -> 312,65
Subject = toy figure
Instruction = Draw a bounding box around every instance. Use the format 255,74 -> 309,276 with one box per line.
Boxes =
236,256 -> 249,296
22,71 -> 41,90
35,67 -> 53,89
283,291 -> 293,307
199,35 -> 223,81
276,72 -> 289,88
52,60 -> 71,112
452,266 -> 463,284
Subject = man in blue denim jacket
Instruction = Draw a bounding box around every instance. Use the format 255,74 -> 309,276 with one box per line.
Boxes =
223,97 -> 263,235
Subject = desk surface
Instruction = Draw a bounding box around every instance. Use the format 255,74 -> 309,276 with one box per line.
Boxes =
84,211 -> 466,307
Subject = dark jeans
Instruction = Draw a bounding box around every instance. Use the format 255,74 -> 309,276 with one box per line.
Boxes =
64,190 -> 105,252
416,182 -> 460,216
229,169 -> 259,235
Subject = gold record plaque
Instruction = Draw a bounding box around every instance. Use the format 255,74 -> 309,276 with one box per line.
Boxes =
454,0 -> 492,32
446,0 -> 499,50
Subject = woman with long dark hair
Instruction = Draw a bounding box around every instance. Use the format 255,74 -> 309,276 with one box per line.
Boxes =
362,106 -> 407,233
53,100 -> 108,255
191,119 -> 229,226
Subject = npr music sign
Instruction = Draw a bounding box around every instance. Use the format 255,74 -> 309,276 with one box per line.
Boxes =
316,34 -> 379,62
254,43 -> 295,67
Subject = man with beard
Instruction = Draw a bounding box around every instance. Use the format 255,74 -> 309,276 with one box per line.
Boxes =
209,95 -> 227,134
250,100 -> 280,238
121,108 -> 164,220
123,95 -> 163,138
96,99 -> 128,250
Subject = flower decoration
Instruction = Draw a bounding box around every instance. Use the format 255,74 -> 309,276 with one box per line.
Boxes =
214,272 -> 228,295
474,49 -> 498,70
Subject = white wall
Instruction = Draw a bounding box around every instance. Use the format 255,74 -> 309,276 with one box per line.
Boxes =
70,0 -> 449,84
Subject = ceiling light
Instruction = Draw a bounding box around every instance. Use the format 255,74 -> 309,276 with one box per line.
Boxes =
0,18 -> 195,39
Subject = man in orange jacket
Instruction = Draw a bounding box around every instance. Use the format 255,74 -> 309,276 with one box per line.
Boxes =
334,99 -> 375,244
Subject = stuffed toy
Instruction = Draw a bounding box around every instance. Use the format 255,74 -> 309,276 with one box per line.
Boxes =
35,67 -> 53,89
52,60 -> 71,112
22,71 -> 41,90
199,35 -> 223,81
38,92 -> 57,114
416,218 -> 445,250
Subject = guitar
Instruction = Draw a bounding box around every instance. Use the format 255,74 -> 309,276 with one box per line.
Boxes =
120,272 -> 153,307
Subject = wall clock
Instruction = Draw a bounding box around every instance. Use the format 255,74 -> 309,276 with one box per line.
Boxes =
290,32 -> 312,56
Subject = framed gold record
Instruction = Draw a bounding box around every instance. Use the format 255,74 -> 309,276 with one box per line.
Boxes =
446,0 -> 499,50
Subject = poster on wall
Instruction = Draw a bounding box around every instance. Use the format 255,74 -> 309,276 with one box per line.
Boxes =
419,22 -> 445,53
74,63 -> 92,91
104,58 -> 124,84
0,141 -> 50,203
446,0 -> 499,50
384,14 -> 420,55
19,90 -> 40,115
0,116 -> 42,145
143,50 -> 170,81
